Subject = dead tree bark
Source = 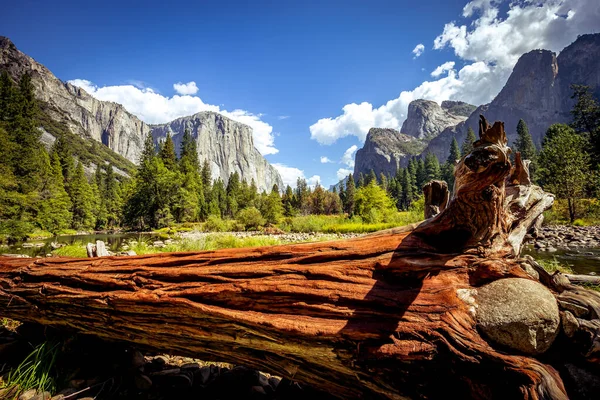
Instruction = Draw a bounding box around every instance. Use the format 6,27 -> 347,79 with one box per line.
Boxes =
423,180 -> 449,219
1,116 -> 599,399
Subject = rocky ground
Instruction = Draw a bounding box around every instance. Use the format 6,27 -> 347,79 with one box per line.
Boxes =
0,324 -> 336,400
525,225 -> 600,253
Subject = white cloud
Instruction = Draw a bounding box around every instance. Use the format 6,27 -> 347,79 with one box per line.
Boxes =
309,0 -> 600,146
68,79 -> 278,155
431,61 -> 456,77
277,115 -> 290,120
412,43 -> 425,58
341,145 -> 358,168
307,175 -> 321,188
173,81 -> 199,95
320,156 -> 334,163
337,168 -> 352,180
272,163 -> 320,189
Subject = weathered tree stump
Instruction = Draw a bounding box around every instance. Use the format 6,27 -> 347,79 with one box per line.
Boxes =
1,116 -> 599,399
422,180 -> 449,219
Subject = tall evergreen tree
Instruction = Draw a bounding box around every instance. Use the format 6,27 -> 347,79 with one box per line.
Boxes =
570,84 -> 600,165
159,133 -> 177,171
36,151 -> 72,233
282,185 -> 296,217
424,153 -> 441,182
442,137 -> 460,191
514,119 -> 538,181
0,71 -> 16,122
344,174 -> 356,216
415,158 -> 427,190
461,127 -> 477,157
70,162 -> 96,229
180,128 -> 200,172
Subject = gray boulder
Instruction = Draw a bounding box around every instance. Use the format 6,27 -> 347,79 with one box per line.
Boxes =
476,278 -> 559,354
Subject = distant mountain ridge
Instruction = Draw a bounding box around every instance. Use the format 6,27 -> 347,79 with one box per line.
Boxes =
353,99 -> 473,178
353,33 -> 600,180
151,112 -> 284,191
424,33 -> 600,163
0,36 -> 283,192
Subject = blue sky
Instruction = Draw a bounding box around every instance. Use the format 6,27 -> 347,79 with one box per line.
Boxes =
3,0 -> 600,187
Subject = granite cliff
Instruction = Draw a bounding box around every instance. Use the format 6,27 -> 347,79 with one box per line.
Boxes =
151,112 -> 283,192
400,99 -> 473,140
0,36 -> 282,190
424,33 -> 600,162
353,128 -> 426,178
354,99 -> 473,177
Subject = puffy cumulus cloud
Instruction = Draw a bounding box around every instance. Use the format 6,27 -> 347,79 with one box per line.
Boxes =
431,61 -> 456,78
435,0 -> 600,70
173,81 -> 199,95
68,79 -> 278,155
320,156 -> 334,163
309,0 -> 600,146
336,168 -> 353,181
412,43 -> 425,58
341,145 -> 358,168
272,163 -> 320,188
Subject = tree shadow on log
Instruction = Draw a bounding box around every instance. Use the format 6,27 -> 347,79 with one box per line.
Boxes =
335,230 -> 467,399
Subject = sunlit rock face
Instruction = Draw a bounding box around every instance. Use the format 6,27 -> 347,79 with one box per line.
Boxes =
424,34 -> 600,163
0,36 -> 283,192
151,112 -> 283,192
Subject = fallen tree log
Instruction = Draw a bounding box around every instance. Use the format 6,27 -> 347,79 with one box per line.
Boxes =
1,116 -> 600,399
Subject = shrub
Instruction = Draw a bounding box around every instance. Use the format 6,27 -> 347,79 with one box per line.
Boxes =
203,215 -> 227,232
237,207 -> 265,231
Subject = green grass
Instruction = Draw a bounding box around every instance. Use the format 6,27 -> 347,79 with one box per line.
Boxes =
129,234 -> 287,254
537,258 -> 574,274
0,342 -> 59,399
277,211 -> 422,234
51,242 -> 88,258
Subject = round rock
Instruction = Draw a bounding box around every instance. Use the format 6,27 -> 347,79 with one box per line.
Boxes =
476,278 -> 559,354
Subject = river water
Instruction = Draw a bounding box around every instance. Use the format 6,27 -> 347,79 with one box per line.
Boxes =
0,233 -> 165,257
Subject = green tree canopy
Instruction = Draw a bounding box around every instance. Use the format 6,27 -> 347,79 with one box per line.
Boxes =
538,124 -> 591,223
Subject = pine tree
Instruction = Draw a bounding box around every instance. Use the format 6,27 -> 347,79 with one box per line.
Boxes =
226,172 -> 241,218
514,119 -> 538,181
51,135 -> 75,194
36,151 -> 73,233
159,133 -> 177,171
570,84 -> 600,165
443,137 -> 460,191
424,153 -> 441,182
344,173 -> 356,216
261,184 -> 283,224
357,173 -> 365,188
379,172 -> 388,192
400,168 -> 415,210
11,73 -> 43,194
282,185 -> 296,217
415,158 -> 427,190
367,169 -> 377,185
461,127 -> 476,157
294,178 -> 309,212
70,162 -> 96,229
180,128 -> 200,173
0,71 -> 16,122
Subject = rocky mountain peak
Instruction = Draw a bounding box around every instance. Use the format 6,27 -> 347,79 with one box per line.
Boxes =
423,33 -> 600,164
400,99 -> 472,141
151,112 -> 283,192
353,128 -> 426,178
441,100 -> 476,117
0,37 -> 283,192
